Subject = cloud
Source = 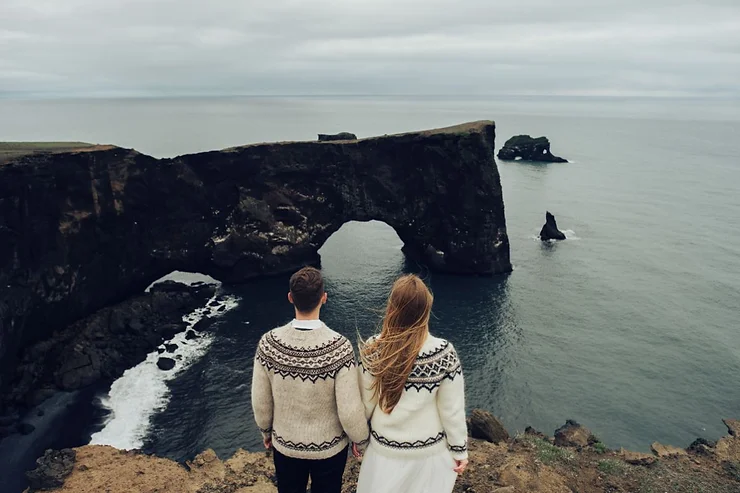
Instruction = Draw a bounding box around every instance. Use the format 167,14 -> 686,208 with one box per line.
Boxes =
0,0 -> 738,97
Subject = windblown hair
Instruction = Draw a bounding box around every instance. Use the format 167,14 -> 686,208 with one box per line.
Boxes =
360,274 -> 433,413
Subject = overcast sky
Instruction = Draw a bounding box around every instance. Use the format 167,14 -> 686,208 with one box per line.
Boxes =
1,0 -> 738,98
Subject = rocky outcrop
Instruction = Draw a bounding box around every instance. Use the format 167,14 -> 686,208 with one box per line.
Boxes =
25,448 -> 76,490
540,212 -> 566,241
467,408 -> 510,443
497,135 -> 567,162
0,282 -> 214,434
0,121 -> 511,397
554,419 -> 595,448
317,132 -> 357,141
25,417 -> 740,493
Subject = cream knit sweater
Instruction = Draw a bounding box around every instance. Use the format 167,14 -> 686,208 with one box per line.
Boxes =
251,322 -> 370,460
360,334 -> 468,460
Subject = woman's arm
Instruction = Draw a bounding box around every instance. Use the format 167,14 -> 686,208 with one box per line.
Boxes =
437,344 -> 468,461
358,359 -> 378,420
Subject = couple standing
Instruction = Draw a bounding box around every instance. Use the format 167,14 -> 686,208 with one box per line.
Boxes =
251,266 -> 468,493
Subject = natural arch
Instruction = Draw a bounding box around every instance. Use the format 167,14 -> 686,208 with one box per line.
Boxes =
0,121 -> 510,387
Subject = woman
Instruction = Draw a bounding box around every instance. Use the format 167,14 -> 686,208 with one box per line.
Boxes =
356,274 -> 468,493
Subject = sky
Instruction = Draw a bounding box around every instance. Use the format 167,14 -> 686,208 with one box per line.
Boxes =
1,0 -> 739,98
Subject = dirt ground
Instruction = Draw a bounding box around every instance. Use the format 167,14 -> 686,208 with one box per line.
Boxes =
26,419 -> 740,493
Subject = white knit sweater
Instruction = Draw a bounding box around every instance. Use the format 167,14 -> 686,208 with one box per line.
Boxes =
359,334 -> 468,460
251,322 -> 370,460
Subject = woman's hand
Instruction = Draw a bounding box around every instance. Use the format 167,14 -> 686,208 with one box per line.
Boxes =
453,459 -> 468,474
351,443 -> 363,460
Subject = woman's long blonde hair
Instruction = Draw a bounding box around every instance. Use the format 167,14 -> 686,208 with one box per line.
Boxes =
360,274 -> 433,413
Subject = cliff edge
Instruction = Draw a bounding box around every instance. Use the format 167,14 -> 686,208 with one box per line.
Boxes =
25,417 -> 740,493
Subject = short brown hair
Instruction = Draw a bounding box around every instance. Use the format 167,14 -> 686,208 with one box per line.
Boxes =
289,267 -> 325,313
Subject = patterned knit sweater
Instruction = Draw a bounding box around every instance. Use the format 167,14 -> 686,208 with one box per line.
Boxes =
251,322 -> 370,460
359,334 -> 468,460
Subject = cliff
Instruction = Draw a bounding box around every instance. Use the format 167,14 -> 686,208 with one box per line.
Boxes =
0,121 -> 511,398
24,417 -> 740,493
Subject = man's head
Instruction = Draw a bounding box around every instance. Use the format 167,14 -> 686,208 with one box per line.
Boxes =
288,266 -> 327,314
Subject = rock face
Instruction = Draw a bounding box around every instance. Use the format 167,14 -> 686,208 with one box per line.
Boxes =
0,121 -> 511,395
318,132 -> 357,141
497,135 -> 567,162
540,212 -> 567,241
467,408 -> 510,443
25,448 -> 76,490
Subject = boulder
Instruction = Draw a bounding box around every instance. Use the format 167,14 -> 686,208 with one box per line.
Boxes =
497,135 -> 567,162
318,132 -> 357,142
193,317 -> 214,332
165,344 -> 178,353
554,420 -> 593,448
25,448 -> 76,490
467,409 -> 509,443
156,358 -> 176,371
157,347 -> 165,354
185,330 -> 199,340
540,212 -> 566,241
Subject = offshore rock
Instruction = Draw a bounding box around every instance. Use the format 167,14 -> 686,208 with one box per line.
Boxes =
156,357 -> 176,371
540,212 -> 567,241
0,121 -> 511,397
497,135 -> 567,162
318,132 -> 357,141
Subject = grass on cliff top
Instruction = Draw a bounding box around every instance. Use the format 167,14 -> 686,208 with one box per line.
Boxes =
0,142 -> 95,164
518,435 -> 575,465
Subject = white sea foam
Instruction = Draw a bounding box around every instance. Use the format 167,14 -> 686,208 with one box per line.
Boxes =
89,281 -> 239,450
530,229 -> 580,242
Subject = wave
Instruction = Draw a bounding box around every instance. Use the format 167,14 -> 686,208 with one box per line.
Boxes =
88,280 -> 239,450
530,229 -> 580,242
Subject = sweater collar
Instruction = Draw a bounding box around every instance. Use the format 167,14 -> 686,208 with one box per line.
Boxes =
290,318 -> 323,331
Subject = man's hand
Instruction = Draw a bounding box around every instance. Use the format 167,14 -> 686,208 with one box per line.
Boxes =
263,436 -> 272,449
453,459 -> 468,474
351,443 -> 363,460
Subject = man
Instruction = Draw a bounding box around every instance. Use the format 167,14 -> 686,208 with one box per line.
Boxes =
251,266 -> 369,493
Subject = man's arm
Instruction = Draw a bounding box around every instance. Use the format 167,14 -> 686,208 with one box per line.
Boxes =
251,345 -> 273,447
335,344 -> 370,448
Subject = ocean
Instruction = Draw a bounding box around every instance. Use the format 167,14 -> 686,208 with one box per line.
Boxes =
1,95 -> 739,485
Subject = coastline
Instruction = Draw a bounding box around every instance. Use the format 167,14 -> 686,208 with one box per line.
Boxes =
23,414 -> 740,493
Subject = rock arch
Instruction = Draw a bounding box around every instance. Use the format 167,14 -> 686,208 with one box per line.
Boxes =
0,121 -> 510,385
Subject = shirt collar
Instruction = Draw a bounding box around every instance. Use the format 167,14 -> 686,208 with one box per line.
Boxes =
291,318 -> 323,330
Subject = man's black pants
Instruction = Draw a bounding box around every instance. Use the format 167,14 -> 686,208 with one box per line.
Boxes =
272,446 -> 348,493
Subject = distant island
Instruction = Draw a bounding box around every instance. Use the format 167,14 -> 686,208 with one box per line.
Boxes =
497,135 -> 568,163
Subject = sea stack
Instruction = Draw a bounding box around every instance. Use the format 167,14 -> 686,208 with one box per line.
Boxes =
498,135 -> 567,163
540,212 -> 566,241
